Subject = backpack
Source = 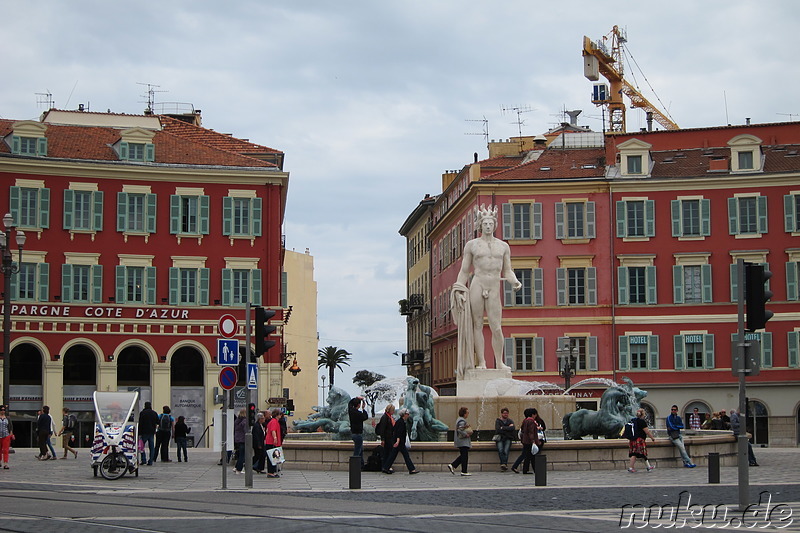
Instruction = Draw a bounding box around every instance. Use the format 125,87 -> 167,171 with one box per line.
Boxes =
159,414 -> 172,432
364,446 -> 383,472
622,418 -> 636,440
67,414 -> 77,431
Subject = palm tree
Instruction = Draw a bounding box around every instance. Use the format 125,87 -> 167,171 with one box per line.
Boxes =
317,346 -> 352,387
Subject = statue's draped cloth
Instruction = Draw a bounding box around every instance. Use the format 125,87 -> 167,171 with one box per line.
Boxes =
450,282 -> 473,380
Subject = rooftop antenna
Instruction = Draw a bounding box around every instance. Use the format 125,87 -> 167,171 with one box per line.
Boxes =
465,116 -> 489,146
501,104 -> 533,152
137,82 -> 167,115
777,113 -> 800,122
35,91 -> 55,110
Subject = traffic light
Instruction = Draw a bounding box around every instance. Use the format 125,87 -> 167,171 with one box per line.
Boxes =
286,399 -> 295,415
745,263 -> 773,331
254,306 -> 277,359
247,403 -> 257,426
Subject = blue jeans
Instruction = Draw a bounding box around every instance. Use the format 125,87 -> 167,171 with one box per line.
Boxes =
234,442 -> 246,472
175,437 -> 188,461
140,433 -> 155,464
352,433 -> 364,466
669,434 -> 692,465
496,438 -> 512,465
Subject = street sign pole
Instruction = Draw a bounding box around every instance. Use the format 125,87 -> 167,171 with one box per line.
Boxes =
221,390 -> 228,490
245,301 -> 253,488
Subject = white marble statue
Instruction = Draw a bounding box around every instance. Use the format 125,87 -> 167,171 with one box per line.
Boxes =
451,204 -> 521,379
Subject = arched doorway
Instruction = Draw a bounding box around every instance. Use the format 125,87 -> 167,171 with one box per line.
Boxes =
683,401 -> 709,430
169,347 -> 205,447
117,345 -> 152,409
63,345 -> 98,448
8,343 -> 43,447
746,400 -> 769,446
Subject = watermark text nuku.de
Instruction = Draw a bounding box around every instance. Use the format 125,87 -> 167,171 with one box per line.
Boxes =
619,490 -> 794,529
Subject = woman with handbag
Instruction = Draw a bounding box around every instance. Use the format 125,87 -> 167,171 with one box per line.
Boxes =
519,408 -> 542,475
381,409 -> 419,475
493,408 -> 516,471
0,405 -> 13,469
447,406 -> 473,476
264,408 -> 283,478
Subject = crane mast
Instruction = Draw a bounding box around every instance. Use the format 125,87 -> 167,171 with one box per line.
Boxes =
583,25 -> 679,133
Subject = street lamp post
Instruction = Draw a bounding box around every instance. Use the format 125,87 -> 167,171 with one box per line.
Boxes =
319,375 -> 327,404
556,339 -> 577,391
1,213 -> 26,410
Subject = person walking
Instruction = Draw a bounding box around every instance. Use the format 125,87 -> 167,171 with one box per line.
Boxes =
666,405 -> 696,468
46,413 -> 58,460
138,401 -> 159,465
376,404 -> 396,470
381,408 -> 419,475
174,416 -> 189,463
494,408 -> 516,471
447,407 -> 472,476
264,408 -> 283,478
627,408 -> 656,473
36,406 -> 53,460
232,408 -> 248,474
348,396 -> 368,469
154,406 -> 174,462
57,407 -> 78,459
511,408 -> 546,473
252,412 -> 266,474
519,408 -> 542,475
730,408 -> 758,466
0,406 -> 13,469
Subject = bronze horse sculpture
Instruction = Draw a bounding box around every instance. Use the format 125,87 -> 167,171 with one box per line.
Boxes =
562,378 -> 647,439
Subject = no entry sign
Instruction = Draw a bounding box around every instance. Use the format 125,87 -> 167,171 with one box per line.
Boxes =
218,314 -> 238,338
218,366 -> 237,390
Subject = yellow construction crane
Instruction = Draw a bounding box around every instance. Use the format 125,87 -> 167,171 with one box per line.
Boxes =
583,25 -> 679,133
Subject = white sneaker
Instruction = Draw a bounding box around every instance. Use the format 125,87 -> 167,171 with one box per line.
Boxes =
460,472 -> 472,476
646,465 -> 655,472
447,464 -> 455,475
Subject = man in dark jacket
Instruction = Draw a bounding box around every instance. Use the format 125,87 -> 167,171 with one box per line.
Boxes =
348,396 -> 368,468
36,406 -> 53,460
666,405 -> 696,468
252,412 -> 266,473
381,408 -> 418,474
137,402 -> 160,465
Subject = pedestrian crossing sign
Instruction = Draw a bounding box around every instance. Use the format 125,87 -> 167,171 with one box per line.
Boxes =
247,362 -> 258,390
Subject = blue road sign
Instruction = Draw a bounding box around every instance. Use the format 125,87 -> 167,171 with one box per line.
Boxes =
217,339 -> 240,366
246,363 -> 258,390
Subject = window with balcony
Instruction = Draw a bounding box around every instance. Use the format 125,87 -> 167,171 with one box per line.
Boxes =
619,334 -> 659,370
673,333 -> 714,369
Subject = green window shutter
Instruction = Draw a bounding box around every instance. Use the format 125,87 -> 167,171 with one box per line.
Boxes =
169,195 -> 180,234
648,335 -> 659,370
645,200 -> 655,237
701,199 -> 711,236
93,191 -> 104,231
199,268 -> 210,305
727,197 -> 738,235
119,141 -> 129,160
586,267 -> 597,305
91,265 -> 103,303
222,197 -> 233,236
588,336 -> 598,370
63,189 -> 74,229
11,135 -> 20,154
39,188 -> 50,228
61,264 -> 73,303
787,262 -> 798,301
646,266 -> 657,304
788,332 -> 799,368
730,264 -> 739,303
757,195 -> 768,234
531,202 -> 542,240
146,194 -> 157,233
671,200 -> 681,237
116,265 -> 127,303
144,143 -> 155,162
618,266 -> 629,304
37,137 -> 47,156
618,336 -> 629,370
252,269 -> 262,306
703,334 -> 715,369
761,332 -> 772,368
616,201 -> 626,238
586,202 -> 596,239
502,203 -> 512,239
673,265 -> 684,303
785,194 -> 796,233
252,198 -> 262,237
168,267 -> 179,305
199,195 -> 210,235
556,268 -> 566,305
555,203 -> 565,239
37,263 -> 49,302
533,268 -> 543,306
145,267 -> 156,305
504,338 -> 514,369
534,337 -> 544,371
221,269 -> 232,306
674,335 -> 684,370
117,192 -> 127,232
9,187 -> 20,224
701,264 -> 713,303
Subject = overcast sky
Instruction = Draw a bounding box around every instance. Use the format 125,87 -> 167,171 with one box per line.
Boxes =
2,2 -> 798,401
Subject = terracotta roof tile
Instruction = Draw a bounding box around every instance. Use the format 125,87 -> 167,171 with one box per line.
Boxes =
485,148 -> 606,181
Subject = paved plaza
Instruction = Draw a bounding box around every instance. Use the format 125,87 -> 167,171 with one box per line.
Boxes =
0,446 -> 797,532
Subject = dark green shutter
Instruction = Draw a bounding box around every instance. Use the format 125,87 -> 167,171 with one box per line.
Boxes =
532,202 -> 542,240
671,200 -> 681,237
587,267 -> 597,305
555,203 -> 565,239
144,143 -> 155,162
117,192 -> 128,232
619,336 -> 629,370
37,137 -> 47,156
221,269 -> 232,306
38,263 -> 49,302
39,188 -> 50,228
533,268 -> 543,306
93,191 -> 103,231
787,262 -> 798,301
62,264 -> 73,303
502,203 -> 512,239
674,335 -> 684,370
673,265 -> 684,304
556,268 -> 566,305
648,335 -> 659,369
63,189 -> 74,229
586,202 -> 596,238
199,196 -> 210,235
252,198 -> 262,236
116,265 -> 127,303
645,200 -> 655,237
170,195 -> 180,234
145,267 -> 156,305
785,194 -> 796,232
757,196 -> 768,234
534,337 -> 544,371
701,199 -> 711,236
222,197 -> 233,236
146,194 -> 157,233
701,264 -> 713,303
728,198 -> 738,234
169,267 -> 179,304
703,334 -> 715,369
252,269 -> 262,306
91,265 -> 103,303
199,268 -> 210,305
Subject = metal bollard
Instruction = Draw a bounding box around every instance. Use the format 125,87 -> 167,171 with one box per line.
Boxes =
534,454 -> 547,486
349,456 -> 361,489
708,452 -> 720,484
